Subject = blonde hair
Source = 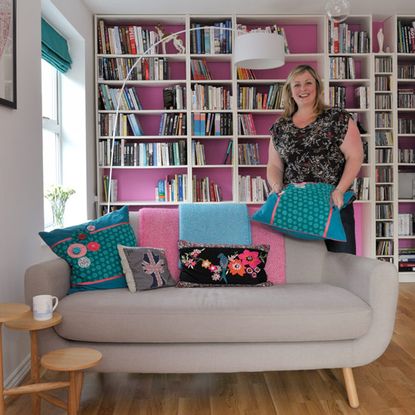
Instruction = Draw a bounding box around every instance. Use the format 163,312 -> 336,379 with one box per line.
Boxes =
281,65 -> 327,119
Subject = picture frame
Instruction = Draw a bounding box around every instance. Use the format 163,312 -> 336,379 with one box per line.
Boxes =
0,0 -> 16,109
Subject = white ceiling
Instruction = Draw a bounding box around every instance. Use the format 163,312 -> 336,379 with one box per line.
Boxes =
81,0 -> 414,20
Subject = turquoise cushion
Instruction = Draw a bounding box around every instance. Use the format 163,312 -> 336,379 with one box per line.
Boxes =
39,206 -> 136,293
251,182 -> 354,241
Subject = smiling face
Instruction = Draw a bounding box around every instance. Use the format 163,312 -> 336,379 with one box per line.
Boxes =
290,70 -> 317,110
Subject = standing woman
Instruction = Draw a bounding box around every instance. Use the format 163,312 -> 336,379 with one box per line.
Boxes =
267,64 -> 364,254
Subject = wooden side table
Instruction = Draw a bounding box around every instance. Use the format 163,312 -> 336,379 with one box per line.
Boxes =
0,303 -> 31,415
5,311 -> 62,414
41,348 -> 102,415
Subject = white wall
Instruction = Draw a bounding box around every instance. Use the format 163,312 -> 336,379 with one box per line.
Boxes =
0,0 -> 93,384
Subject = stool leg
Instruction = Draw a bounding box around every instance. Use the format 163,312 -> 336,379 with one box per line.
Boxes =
75,371 -> 84,412
30,331 -> 41,415
68,371 -> 78,415
0,324 -> 5,415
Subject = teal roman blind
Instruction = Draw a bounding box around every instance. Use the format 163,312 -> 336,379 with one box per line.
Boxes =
41,18 -> 72,73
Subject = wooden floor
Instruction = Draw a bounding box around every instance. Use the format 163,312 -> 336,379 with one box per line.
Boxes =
5,283 -> 415,415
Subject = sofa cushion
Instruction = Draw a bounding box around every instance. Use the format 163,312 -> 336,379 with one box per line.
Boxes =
178,240 -> 269,285
39,206 -> 136,293
118,245 -> 175,292
252,183 -> 354,241
54,283 -> 371,343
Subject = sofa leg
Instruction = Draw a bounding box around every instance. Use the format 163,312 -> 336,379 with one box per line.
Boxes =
342,367 -> 359,408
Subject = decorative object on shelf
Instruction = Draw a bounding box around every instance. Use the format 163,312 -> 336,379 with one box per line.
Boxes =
105,25 -> 286,210
0,0 -> 16,108
45,185 -> 75,228
171,33 -> 186,54
155,24 -> 167,54
325,0 -> 351,23
377,28 -> 384,53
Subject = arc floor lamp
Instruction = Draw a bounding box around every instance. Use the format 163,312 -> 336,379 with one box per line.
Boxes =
106,25 -> 286,211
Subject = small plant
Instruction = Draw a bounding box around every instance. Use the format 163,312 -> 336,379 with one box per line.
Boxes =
45,185 -> 75,228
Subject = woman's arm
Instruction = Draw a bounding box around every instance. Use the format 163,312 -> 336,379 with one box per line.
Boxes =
332,118 -> 364,208
267,139 -> 285,193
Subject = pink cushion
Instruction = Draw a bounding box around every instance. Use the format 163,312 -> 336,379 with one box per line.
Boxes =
138,208 -> 180,281
249,207 -> 286,284
137,207 -> 286,284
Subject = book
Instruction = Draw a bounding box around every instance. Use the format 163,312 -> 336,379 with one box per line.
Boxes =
223,139 -> 233,164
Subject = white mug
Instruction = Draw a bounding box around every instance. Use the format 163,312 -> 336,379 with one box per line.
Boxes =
32,295 -> 59,321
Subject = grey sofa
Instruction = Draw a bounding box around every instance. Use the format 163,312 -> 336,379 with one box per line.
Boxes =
25,210 -> 399,408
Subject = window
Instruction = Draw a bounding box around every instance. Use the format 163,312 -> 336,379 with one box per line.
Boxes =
41,59 -> 62,228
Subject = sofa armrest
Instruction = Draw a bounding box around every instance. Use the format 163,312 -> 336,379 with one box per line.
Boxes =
322,252 -> 399,365
25,259 -> 70,304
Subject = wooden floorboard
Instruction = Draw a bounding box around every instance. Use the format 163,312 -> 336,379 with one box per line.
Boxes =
5,283 -> 415,415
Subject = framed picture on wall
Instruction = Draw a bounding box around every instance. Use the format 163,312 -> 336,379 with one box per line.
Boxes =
0,0 -> 16,109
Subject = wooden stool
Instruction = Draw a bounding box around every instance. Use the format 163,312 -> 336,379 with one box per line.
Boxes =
40,348 -> 102,415
5,311 -> 62,414
0,303 -> 30,415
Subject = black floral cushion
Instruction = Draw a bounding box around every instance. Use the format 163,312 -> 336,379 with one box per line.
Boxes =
178,240 -> 270,286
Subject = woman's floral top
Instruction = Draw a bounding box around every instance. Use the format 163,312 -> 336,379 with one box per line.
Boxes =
270,108 -> 352,186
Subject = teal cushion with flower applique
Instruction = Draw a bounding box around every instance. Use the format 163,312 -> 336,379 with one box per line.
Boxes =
39,206 -> 136,293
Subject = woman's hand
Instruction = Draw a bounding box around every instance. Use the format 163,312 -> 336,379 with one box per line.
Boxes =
331,188 -> 344,209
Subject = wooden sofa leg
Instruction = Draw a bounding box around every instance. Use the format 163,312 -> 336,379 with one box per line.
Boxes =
342,367 -> 359,408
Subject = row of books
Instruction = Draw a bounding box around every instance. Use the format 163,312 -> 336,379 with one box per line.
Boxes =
376,185 -> 393,201
98,20 -> 164,55
156,175 -> 188,202
375,57 -> 393,73
376,221 -> 393,238
192,113 -> 233,136
236,67 -> 256,81
398,213 -> 415,236
238,175 -> 270,203
99,113 -> 143,137
376,148 -> 393,163
398,119 -> 415,134
328,20 -> 370,53
237,84 -> 284,110
159,113 -> 187,136
375,94 -> 392,110
398,89 -> 415,109
329,57 -> 356,80
398,148 -> 415,164
376,240 -> 393,256
399,248 -> 415,272
98,57 -> 170,81
376,203 -> 393,220
102,176 -> 118,203
352,177 -> 370,201
191,84 -> 232,111
397,20 -> 415,53
375,131 -> 393,146
329,86 -> 346,108
376,166 -> 393,183
98,85 -> 143,111
163,86 -> 186,110
98,139 -> 187,167
375,112 -> 392,129
375,75 -> 391,92
238,143 -> 261,165
192,176 -> 223,202
192,140 -> 233,165
398,64 -> 415,79
238,114 -> 257,136
190,59 -> 212,81
190,20 -> 232,54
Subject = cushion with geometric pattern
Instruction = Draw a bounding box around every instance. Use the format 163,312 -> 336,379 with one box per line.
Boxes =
251,182 -> 355,241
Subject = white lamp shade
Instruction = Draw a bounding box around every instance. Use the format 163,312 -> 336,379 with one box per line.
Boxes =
234,32 -> 285,69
